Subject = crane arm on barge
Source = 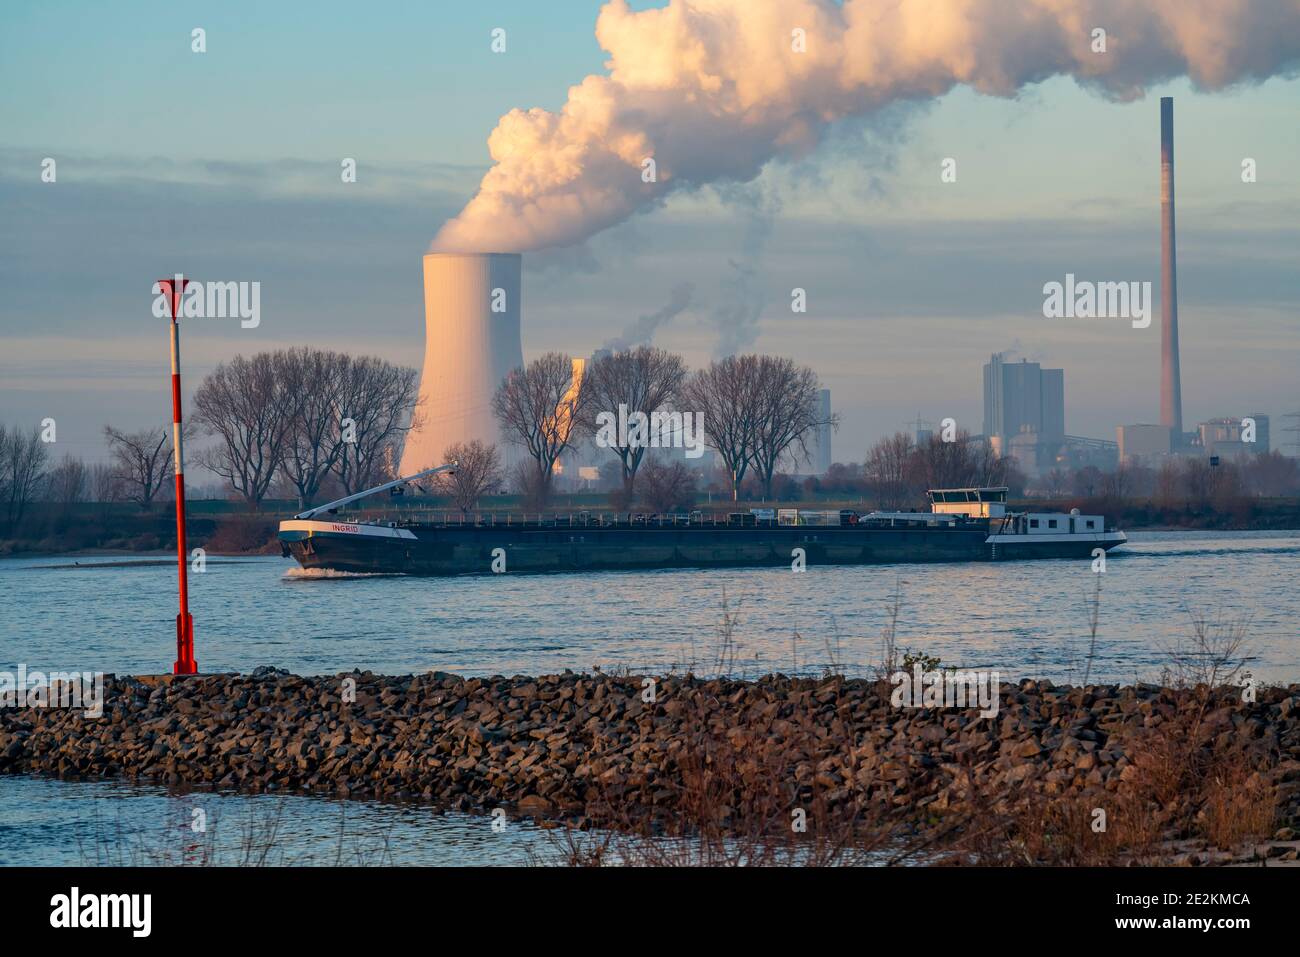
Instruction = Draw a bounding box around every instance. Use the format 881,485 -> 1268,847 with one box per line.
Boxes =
293,462 -> 459,520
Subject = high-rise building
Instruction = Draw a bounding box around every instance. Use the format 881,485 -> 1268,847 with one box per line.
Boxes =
983,354 -> 1065,444
1040,369 -> 1065,442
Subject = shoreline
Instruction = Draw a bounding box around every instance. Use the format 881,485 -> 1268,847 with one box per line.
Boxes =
4,507 -> 1300,559
3,669 -> 1297,865
3,525 -> 1298,562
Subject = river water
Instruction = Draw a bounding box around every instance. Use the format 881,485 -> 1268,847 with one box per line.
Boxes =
2,530 -> 1296,865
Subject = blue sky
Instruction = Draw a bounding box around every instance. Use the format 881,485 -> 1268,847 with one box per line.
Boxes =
2,0 -> 1297,469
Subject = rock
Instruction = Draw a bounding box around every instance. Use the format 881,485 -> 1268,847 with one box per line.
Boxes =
1012,739 -> 1043,758
4,667 -> 1296,865
516,794 -> 552,816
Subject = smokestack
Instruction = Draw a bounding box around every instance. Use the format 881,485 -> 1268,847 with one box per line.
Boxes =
399,253 -> 523,475
1160,96 -> 1183,438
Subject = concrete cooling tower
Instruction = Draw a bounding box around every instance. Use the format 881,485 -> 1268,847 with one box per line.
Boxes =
399,253 -> 523,475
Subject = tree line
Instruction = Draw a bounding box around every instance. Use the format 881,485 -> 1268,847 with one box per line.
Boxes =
189,348 -> 420,509
487,346 -> 834,507
0,348 -> 423,530
800,433 -> 1299,511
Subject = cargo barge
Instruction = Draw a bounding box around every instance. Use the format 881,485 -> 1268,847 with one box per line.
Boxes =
278,466 -> 1125,576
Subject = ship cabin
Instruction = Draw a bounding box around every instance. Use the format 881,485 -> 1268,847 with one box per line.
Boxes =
929,486 -> 1109,537
927,487 -> 1008,518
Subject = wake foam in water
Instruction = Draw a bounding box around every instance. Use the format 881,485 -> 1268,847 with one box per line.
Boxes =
282,567 -> 401,580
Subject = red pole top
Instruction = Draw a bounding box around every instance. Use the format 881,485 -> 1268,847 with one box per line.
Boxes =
156,276 -> 190,320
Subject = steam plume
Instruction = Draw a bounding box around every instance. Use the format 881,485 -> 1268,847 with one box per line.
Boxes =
433,0 -> 1300,253
602,282 -> 694,350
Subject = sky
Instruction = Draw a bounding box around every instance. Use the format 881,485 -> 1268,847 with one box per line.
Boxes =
2,0 -> 1298,473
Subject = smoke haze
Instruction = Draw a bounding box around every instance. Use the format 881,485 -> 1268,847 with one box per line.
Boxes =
432,0 -> 1300,254
601,282 -> 695,350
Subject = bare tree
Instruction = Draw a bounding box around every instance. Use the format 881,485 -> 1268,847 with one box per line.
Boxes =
1155,459 -> 1181,508
911,432 -> 1015,492
332,355 -> 422,495
88,462 -> 123,519
103,425 -> 175,509
1070,464 -> 1104,499
194,352 -> 300,508
436,440 -> 503,513
681,355 -> 761,502
278,348 -> 351,509
0,425 -> 49,533
1043,467 -> 1068,499
865,432 -> 916,509
45,454 -> 88,508
583,346 -> 687,503
1101,462 -> 1133,502
510,459 -> 551,512
1180,458 -> 1213,507
745,356 -> 834,501
639,457 -> 697,513
1243,450 -> 1300,497
493,352 -> 588,502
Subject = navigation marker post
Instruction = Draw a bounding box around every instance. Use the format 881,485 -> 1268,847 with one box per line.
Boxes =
157,276 -> 198,675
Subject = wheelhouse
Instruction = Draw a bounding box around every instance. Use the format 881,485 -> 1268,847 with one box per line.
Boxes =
927,487 -> 1008,518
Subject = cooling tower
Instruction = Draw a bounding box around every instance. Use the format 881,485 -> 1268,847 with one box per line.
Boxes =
1160,96 -> 1183,436
399,253 -> 523,475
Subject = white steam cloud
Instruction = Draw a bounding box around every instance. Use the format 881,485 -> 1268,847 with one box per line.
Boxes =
432,0 -> 1300,254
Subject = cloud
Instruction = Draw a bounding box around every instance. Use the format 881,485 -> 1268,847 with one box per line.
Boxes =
432,0 -> 1300,254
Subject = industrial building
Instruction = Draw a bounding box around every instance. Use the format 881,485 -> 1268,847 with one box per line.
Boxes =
1116,424 -> 1173,464
982,354 -> 1065,475
1197,414 -> 1269,459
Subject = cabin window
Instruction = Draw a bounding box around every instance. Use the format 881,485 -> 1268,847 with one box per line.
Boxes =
1029,519 -> 1039,528
1086,519 -> 1095,529
1048,519 -> 1058,529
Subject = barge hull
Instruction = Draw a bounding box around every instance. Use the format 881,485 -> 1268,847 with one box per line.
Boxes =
281,522 -> 1123,576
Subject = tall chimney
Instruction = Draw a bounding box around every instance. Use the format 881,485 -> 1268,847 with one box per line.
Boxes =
1160,96 -> 1183,438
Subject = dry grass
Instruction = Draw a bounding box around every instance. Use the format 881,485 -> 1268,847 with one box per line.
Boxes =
535,675 -> 909,866
536,590 -> 1290,867
940,685 -> 1280,866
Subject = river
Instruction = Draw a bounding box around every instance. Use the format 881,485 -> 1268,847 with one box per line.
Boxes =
2,530 -> 1296,865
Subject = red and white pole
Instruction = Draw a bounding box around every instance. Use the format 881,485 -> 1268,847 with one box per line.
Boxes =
158,276 -> 197,675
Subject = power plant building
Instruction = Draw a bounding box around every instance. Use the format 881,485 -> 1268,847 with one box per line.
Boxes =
1198,414 -> 1269,459
983,354 -> 1065,475
399,253 -> 524,475
1117,424 -> 1173,464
